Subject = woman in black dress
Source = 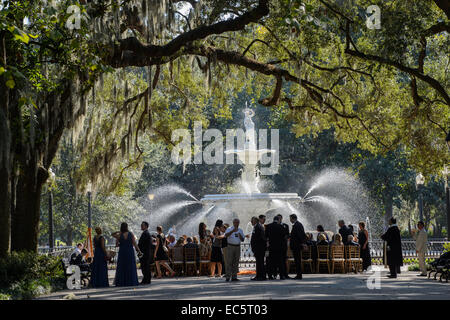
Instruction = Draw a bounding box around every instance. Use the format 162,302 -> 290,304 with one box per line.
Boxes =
154,225 -> 175,278
358,221 -> 372,271
209,220 -> 225,277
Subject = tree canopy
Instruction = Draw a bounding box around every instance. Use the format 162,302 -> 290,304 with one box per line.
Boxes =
0,0 -> 448,255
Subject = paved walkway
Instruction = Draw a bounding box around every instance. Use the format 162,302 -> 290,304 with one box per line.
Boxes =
38,267 -> 450,300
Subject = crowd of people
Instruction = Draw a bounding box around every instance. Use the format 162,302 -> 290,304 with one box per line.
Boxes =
66,214 -> 431,287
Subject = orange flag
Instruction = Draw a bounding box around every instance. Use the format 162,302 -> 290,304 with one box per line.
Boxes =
85,227 -> 94,258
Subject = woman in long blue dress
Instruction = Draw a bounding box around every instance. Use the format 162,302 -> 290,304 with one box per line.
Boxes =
112,223 -> 142,287
91,227 -> 110,288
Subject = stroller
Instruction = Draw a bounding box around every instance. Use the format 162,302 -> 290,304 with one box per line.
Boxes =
428,251 -> 450,282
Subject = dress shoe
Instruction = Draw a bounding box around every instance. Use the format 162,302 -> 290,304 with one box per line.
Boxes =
225,278 -> 230,282
279,276 -> 286,280
417,274 -> 427,277
387,275 -> 397,278
294,276 -> 303,280
268,276 -> 274,280
251,277 -> 257,281
231,278 -> 239,281
284,275 -> 292,279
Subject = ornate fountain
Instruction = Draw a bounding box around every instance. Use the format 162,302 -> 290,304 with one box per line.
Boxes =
200,104 -> 301,219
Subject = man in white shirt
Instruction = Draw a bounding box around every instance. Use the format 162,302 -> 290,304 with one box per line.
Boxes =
224,218 -> 245,281
68,243 -> 83,262
413,221 -> 428,276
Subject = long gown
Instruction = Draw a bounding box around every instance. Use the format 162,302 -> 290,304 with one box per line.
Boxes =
91,235 -> 109,287
114,232 -> 139,287
358,230 -> 372,270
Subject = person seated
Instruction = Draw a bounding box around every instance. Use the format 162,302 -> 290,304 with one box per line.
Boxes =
70,248 -> 91,272
192,236 -> 199,245
69,243 -> 83,261
184,237 -> 200,264
305,232 -> 316,246
330,233 -> 343,246
167,235 -> 177,248
347,234 -> 359,246
174,237 -> 185,247
317,233 -> 329,246
316,225 -> 330,241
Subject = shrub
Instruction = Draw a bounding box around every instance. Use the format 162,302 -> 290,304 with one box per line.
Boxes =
444,242 -> 450,253
408,263 -> 432,272
0,251 -> 65,300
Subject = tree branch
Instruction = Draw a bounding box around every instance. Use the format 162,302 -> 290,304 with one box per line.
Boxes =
107,0 -> 269,66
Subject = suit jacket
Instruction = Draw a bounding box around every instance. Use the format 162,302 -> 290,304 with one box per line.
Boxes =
280,222 -> 289,250
251,223 -> 266,254
290,220 -> 307,250
339,225 -> 352,245
414,229 -> 427,253
138,230 -> 152,260
265,222 -> 285,251
381,225 -> 403,266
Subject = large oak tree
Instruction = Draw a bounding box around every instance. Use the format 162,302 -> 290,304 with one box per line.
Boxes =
0,0 -> 448,256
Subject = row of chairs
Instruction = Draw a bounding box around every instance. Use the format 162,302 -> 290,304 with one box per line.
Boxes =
288,245 -> 363,274
150,245 -> 362,276
149,247 -> 210,276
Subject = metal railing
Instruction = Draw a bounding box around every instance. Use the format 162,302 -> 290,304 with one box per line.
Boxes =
39,240 -> 448,268
239,240 -> 448,267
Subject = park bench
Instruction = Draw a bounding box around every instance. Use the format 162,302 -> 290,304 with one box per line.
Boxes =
438,260 -> 449,283
61,258 -> 91,288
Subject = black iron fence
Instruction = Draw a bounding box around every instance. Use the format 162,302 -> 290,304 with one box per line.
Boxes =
38,240 -> 448,268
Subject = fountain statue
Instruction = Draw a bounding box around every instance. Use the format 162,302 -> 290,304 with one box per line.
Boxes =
200,103 -> 301,221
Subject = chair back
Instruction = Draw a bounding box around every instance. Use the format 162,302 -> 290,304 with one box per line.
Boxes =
301,245 -> 312,260
184,247 -> 197,262
317,245 -> 329,259
347,245 -> 360,259
331,245 -> 345,259
287,247 -> 294,258
172,246 -> 184,263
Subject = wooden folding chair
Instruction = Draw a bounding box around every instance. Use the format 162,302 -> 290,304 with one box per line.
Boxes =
331,245 -> 346,274
345,245 -> 362,273
301,245 -> 314,273
316,245 -> 330,273
286,247 -> 296,274
199,245 -> 211,276
171,246 -> 185,276
184,247 -> 198,276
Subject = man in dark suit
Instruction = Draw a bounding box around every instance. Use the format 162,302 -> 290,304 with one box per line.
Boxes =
276,214 -> 290,279
259,214 -> 271,279
138,221 -> 152,284
265,216 -> 286,280
381,217 -> 403,278
289,214 -> 307,280
338,220 -> 352,245
250,216 -> 267,281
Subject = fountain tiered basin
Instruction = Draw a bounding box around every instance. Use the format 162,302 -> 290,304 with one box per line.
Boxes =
201,193 -> 302,221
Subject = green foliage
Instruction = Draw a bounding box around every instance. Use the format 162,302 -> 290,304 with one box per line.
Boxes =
444,242 -> 450,253
0,252 -> 65,300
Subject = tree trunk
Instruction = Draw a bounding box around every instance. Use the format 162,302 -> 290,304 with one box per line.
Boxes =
67,225 -> 73,247
0,166 -> 11,257
11,166 -> 48,252
384,194 -> 393,229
